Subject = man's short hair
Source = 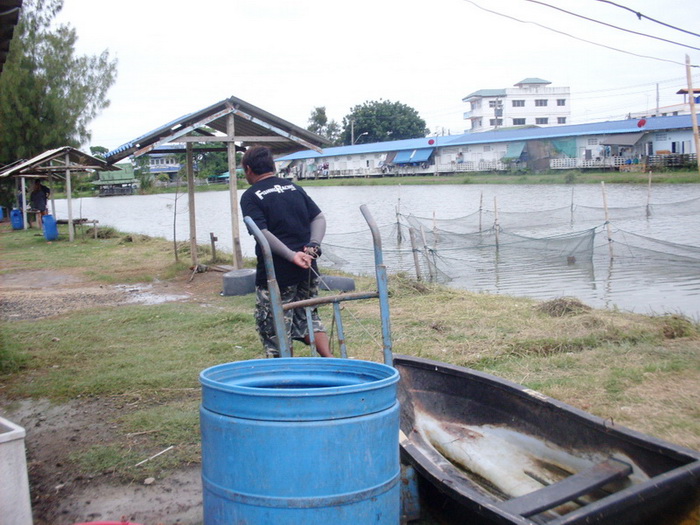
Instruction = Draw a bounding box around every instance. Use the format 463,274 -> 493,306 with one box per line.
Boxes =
242,146 -> 276,175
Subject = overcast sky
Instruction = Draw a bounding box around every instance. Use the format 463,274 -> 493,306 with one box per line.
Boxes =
56,0 -> 700,150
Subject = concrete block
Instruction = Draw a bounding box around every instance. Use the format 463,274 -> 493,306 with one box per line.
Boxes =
222,269 -> 256,296
0,416 -> 33,525
319,275 -> 355,292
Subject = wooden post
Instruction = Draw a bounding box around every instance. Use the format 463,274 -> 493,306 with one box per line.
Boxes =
685,55 -> 700,178
48,176 -> 56,217
210,232 -> 218,262
601,181 -> 614,259
20,176 -> 27,230
227,112 -> 243,269
494,196 -> 500,250
65,152 -> 74,241
186,142 -> 198,267
408,227 -> 423,281
419,225 -> 435,282
570,186 -> 575,226
646,171 -> 652,218
479,192 -> 483,233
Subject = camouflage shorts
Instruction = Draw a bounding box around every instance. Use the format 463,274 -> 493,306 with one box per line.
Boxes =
255,276 -> 326,358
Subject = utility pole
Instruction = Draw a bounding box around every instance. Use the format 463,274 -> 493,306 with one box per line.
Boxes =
686,55 -> 700,178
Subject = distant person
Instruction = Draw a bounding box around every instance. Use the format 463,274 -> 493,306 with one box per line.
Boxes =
240,145 -> 332,358
29,179 -> 50,228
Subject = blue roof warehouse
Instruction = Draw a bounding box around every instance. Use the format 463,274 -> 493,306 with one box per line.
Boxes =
276,115 -> 698,179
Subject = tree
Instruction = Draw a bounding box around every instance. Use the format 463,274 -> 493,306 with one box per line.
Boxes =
307,106 -> 340,144
0,0 -> 117,165
340,100 -> 428,145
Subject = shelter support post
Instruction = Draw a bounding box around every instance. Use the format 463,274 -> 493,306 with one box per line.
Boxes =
186,142 -> 198,267
65,153 -> 74,241
49,177 -> 56,217
20,176 -> 27,230
227,113 -> 243,269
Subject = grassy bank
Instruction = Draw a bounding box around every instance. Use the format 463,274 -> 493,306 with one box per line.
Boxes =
1,221 -> 699,483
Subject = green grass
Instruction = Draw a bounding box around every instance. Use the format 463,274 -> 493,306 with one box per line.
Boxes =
2,222 -> 699,481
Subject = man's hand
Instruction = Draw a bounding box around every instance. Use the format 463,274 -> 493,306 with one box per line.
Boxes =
304,242 -> 322,259
292,251 -> 313,269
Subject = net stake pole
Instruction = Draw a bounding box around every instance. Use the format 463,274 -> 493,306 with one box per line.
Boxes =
408,227 -> 423,281
601,181 -> 614,259
494,196 -> 500,251
479,192 -> 483,233
646,171 -> 652,218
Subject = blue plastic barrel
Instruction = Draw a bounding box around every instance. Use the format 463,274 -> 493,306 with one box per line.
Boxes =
43,214 -> 58,241
10,209 -> 23,230
200,358 -> 400,524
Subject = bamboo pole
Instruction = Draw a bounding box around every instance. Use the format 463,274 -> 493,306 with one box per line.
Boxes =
601,181 -> 614,259
408,227 -> 423,281
570,186 -> 575,226
646,171 -> 652,218
686,55 -> 700,178
494,196 -> 500,250
419,225 -> 435,282
479,192 -> 483,233
186,142 -> 198,267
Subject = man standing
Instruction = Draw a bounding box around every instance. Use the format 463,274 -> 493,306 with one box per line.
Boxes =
240,145 -> 332,358
29,179 -> 50,228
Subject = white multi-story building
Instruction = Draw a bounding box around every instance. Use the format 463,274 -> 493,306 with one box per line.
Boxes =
463,78 -> 571,133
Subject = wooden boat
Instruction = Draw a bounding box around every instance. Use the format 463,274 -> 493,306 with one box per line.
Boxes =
395,355 -> 700,525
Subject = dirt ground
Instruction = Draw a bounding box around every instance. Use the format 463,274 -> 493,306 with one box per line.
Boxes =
1,268 -> 227,525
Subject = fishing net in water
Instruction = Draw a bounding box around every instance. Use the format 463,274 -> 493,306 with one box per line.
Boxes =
319,195 -> 700,285
610,228 -> 700,264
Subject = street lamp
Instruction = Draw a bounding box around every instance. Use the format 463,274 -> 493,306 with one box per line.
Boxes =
353,131 -> 369,144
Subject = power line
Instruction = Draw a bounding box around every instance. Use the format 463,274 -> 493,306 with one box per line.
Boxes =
523,0 -> 700,52
462,0 -> 698,68
575,75 -> 699,95
594,0 -> 700,39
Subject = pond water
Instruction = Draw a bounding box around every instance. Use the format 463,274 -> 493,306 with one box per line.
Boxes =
53,183 -> 700,319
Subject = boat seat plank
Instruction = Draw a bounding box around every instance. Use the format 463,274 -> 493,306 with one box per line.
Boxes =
499,458 -> 632,517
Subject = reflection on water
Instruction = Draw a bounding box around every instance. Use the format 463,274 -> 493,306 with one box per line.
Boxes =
54,183 -> 700,319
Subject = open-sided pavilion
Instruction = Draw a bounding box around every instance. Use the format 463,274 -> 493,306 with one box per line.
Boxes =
0,146 -> 118,240
104,95 -> 329,269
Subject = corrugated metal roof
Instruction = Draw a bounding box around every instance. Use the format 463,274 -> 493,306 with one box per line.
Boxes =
462,89 -> 507,101
514,78 -> 551,85
0,146 -> 118,178
276,115 -> 697,162
443,115 -> 695,147
104,96 -> 330,163
278,136 -> 445,161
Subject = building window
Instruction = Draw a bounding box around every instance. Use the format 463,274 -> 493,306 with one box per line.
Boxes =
557,99 -> 566,106
536,117 -> 549,125
513,118 -> 526,125
489,119 -> 503,126
484,145 -> 491,152
587,138 -> 598,145
512,100 -> 525,107
535,99 -> 548,107
557,117 -> 567,124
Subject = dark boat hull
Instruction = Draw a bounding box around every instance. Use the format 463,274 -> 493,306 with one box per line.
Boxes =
395,355 -> 700,525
